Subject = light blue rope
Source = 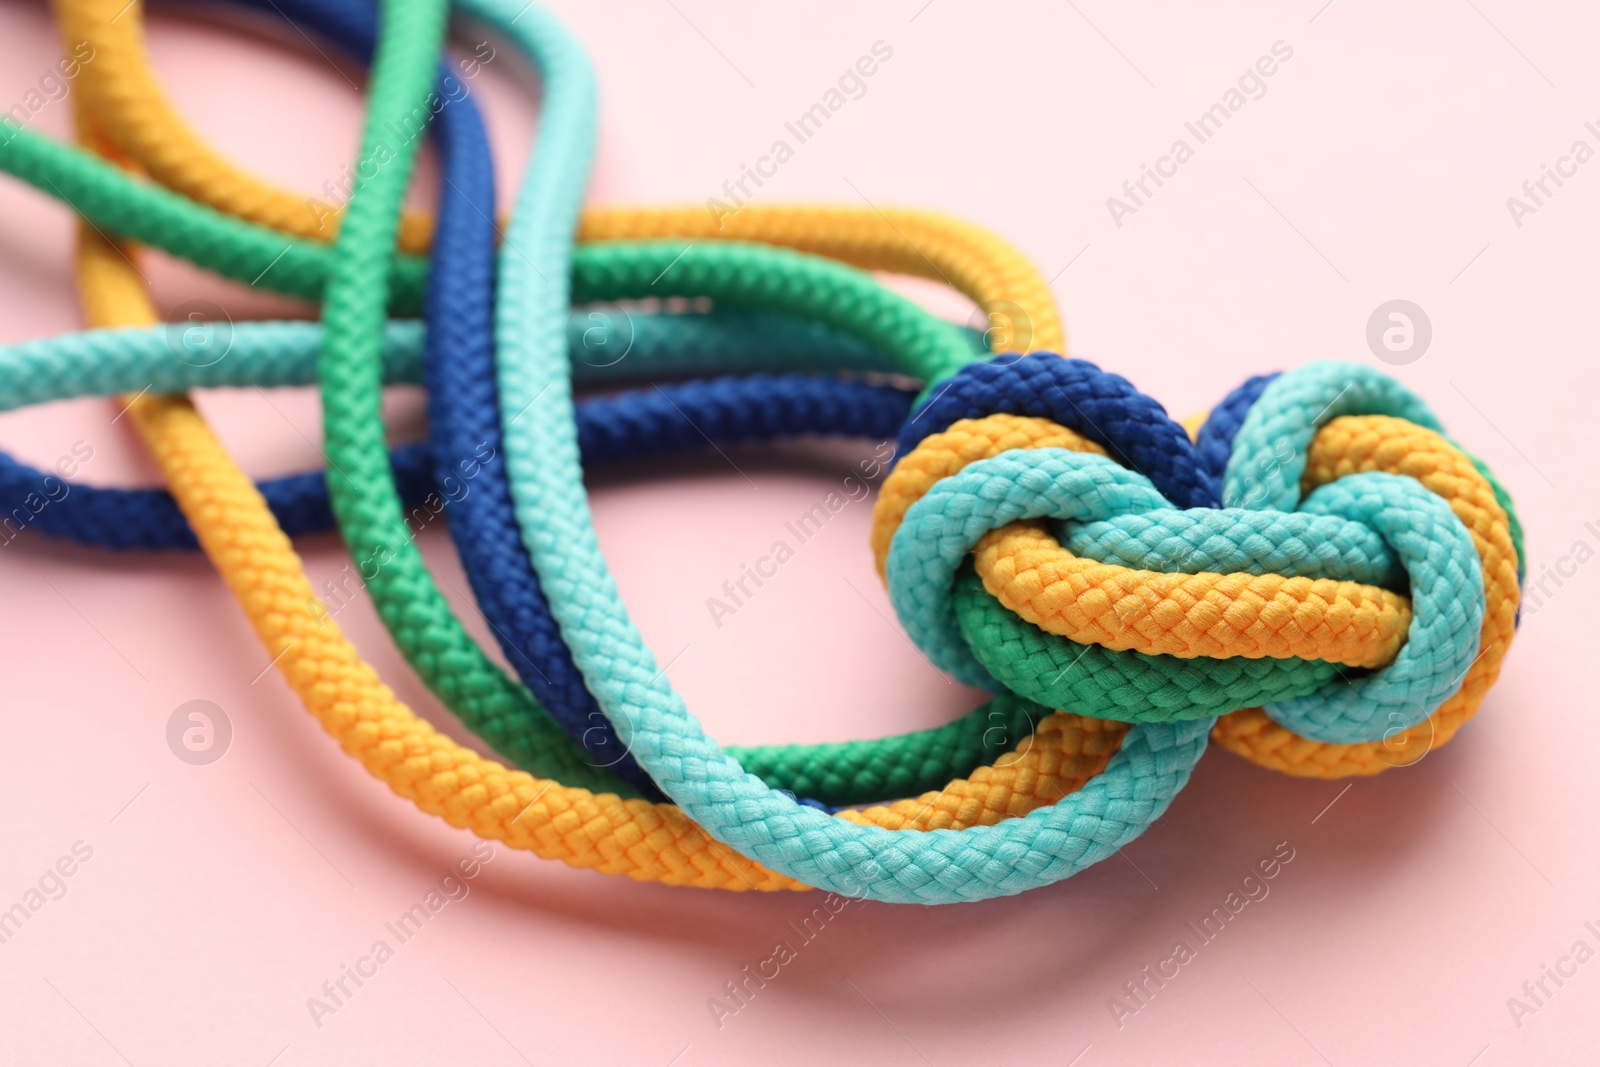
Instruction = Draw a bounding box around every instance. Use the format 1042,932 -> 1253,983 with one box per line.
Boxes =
473,0 -> 1214,903
887,448 -> 1486,742
889,450 -> 1170,689
1223,361 -> 1444,511
1271,472 -> 1483,741
1227,359 -> 1525,586
0,310 -> 922,408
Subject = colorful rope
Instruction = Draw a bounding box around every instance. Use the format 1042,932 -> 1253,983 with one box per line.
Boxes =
20,0 -> 1060,809
32,0 -> 1151,899
0,315 -> 915,550
0,0 -> 1525,903
28,0 -> 1074,804
53,0 -> 1065,350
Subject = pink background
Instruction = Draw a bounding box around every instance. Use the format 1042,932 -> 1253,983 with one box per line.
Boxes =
0,1 -> 1595,1063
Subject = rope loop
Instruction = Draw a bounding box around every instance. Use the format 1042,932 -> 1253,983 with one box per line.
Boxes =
876,357 -> 1521,775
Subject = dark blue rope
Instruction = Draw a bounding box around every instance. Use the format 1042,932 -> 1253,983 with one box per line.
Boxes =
1194,371 -> 1279,497
0,0 -> 914,803
900,354 -> 1220,509
244,0 -> 907,797
0,381 -> 912,553
0,439 -> 434,550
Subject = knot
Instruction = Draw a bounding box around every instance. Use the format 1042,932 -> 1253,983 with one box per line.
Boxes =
875,355 -> 1522,776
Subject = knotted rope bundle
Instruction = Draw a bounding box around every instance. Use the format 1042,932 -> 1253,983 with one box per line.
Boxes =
876,355 -> 1522,777
0,0 -> 1524,902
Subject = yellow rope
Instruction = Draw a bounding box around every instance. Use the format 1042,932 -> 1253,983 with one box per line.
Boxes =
868,409 -> 1518,777
56,0 -> 1063,352
1212,415 -> 1519,776
972,523 -> 1411,667
54,0 -> 1128,891
870,414 -> 1107,578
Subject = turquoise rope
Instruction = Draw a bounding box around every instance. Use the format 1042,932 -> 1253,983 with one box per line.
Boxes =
0,312 -> 921,407
887,447 -> 1486,741
1224,360 -> 1525,579
470,0 -> 1207,905
1270,473 -> 1483,741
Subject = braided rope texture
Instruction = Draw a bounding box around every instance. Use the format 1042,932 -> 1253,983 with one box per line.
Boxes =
0,0 -> 1522,903
37,0 -> 1203,902
973,522 -> 1413,668
877,354 -> 1520,781
41,0 -> 1057,808
9,0 -> 1152,902
477,0 -> 1212,903
57,0 -> 1062,349
19,0 -> 1075,808
0,315 -> 915,551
